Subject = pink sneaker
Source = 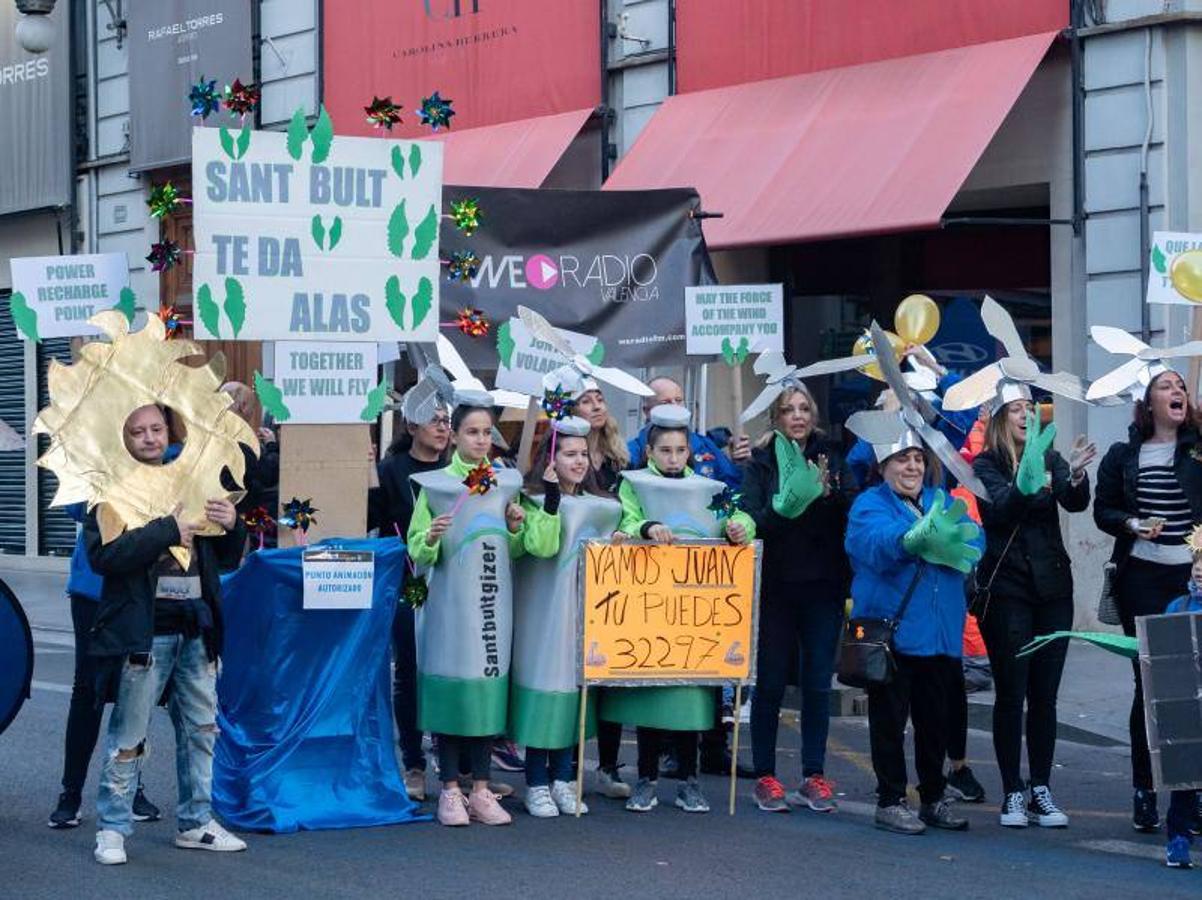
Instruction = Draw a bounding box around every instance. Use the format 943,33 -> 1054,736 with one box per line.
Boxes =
437,789 -> 469,827
468,788 -> 513,826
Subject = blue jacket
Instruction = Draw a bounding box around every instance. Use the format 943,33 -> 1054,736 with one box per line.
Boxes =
626,426 -> 742,489
1165,592 -> 1202,614
845,483 -> 981,657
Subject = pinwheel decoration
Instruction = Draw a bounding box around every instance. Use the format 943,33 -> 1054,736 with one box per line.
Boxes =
402,572 -> 429,609
449,459 -> 497,516
223,79 -> 260,118
418,91 -> 455,130
242,505 -> 276,551
146,241 -> 184,273
454,307 -> 489,337
541,384 -> 576,457
364,95 -> 403,131
279,497 -> 318,545
708,486 -> 743,521
157,305 -> 190,339
189,76 -> 221,120
446,251 -> 481,284
147,182 -> 188,219
448,198 -> 482,236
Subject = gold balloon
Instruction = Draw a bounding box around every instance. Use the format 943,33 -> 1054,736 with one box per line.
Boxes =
1170,250 -> 1202,304
852,329 -> 904,382
894,294 -> 941,345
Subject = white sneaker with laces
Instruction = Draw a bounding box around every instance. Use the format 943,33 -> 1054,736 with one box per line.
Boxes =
94,830 -> 127,865
1029,785 -> 1069,828
524,785 -> 559,818
999,791 -> 1029,828
595,767 -> 632,799
175,819 -> 247,852
551,780 -> 588,815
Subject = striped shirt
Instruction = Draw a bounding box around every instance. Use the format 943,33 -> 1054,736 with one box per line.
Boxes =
1131,441 -> 1193,564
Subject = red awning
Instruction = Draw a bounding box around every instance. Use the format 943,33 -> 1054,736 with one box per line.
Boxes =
430,107 -> 594,188
603,32 -> 1057,250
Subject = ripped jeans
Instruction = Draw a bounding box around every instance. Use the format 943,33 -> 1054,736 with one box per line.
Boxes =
96,635 -> 217,836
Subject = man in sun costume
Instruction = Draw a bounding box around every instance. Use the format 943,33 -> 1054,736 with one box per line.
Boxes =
34,310 -> 256,865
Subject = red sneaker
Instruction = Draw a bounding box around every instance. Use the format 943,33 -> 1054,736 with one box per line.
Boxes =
753,775 -> 789,813
788,775 -> 837,813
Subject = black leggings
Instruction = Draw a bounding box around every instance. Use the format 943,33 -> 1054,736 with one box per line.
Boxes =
597,719 -> 623,771
60,594 -> 105,794
946,664 -> 968,763
436,734 -> 491,783
636,729 -> 697,780
1117,557 -> 1191,791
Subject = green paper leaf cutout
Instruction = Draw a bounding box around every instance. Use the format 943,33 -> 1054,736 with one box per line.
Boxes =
223,277 -> 246,338
9,292 -> 39,342
391,145 -> 405,179
412,276 -> 433,329
735,336 -> 750,364
218,127 -> 236,160
387,200 -> 409,257
311,214 -> 326,250
359,377 -> 390,422
286,107 -> 307,161
411,204 -> 438,260
310,104 -> 334,164
408,143 -> 422,178
496,319 -> 515,368
721,337 -> 735,366
328,216 -> 343,250
385,275 -> 406,329
113,287 -> 137,324
254,371 -> 291,423
235,121 -> 252,159
586,339 -> 606,366
196,283 -> 220,338
1152,243 -> 1168,275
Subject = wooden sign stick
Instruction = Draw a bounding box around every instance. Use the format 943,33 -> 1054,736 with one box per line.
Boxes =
730,361 -> 745,444
575,683 -> 589,818
728,681 -> 743,816
516,395 -> 539,475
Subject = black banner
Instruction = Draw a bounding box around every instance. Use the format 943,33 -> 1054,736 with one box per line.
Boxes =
440,187 -> 714,369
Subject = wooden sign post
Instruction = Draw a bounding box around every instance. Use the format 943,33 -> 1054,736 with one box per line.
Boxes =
575,539 -> 761,815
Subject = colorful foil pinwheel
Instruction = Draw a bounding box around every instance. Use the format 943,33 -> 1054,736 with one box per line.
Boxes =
449,459 -> 497,517
446,251 -> 481,284
364,95 -> 403,130
222,78 -> 260,118
146,241 -> 183,273
279,497 -> 318,545
418,91 -> 455,131
147,182 -> 186,219
708,486 -> 743,521
448,198 -> 482,236
157,304 -> 190,339
189,76 -> 221,120
242,505 -> 277,551
402,573 -> 429,609
542,385 -> 576,457
454,307 -> 489,337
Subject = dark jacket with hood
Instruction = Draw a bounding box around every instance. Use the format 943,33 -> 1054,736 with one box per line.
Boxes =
740,433 -> 857,590
973,447 -> 1089,604
1093,423 -> 1202,569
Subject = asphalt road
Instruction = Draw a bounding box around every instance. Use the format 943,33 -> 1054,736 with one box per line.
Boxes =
1,631 -> 1198,900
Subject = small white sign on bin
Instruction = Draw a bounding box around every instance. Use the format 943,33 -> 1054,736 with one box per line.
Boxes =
302,548 -> 374,610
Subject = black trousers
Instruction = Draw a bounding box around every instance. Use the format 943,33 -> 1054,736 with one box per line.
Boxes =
60,594 -> 105,794
390,603 -> 425,771
946,664 -> 968,763
597,719 -> 623,771
436,734 -> 491,782
1117,557 -> 1191,791
979,592 -> 1073,794
867,653 -> 959,807
636,729 -> 697,780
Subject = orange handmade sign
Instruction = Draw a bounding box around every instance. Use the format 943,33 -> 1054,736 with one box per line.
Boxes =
579,541 -> 760,685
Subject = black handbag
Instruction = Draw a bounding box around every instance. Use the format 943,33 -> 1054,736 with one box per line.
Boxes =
967,525 -> 1019,621
836,563 -> 925,689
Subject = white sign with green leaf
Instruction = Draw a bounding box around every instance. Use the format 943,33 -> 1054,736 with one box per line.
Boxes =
684,283 -> 784,357
255,341 -> 387,425
1147,231 -> 1202,306
494,316 -> 605,395
192,106 -> 443,342
8,253 -> 131,342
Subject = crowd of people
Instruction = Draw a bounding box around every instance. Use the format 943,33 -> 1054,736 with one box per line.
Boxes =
44,354 -> 1202,870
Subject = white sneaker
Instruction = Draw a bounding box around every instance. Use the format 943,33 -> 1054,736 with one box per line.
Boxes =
175,819 -> 247,852
999,791 -> 1029,828
94,830 -> 126,865
524,785 -> 559,818
403,768 -> 427,802
551,780 -> 589,815
595,767 -> 632,799
1029,785 -> 1069,828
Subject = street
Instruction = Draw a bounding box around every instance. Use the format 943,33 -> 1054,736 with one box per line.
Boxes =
1,568 -> 1197,899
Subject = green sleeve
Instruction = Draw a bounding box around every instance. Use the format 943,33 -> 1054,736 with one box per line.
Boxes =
520,495 -> 561,558
617,478 -> 648,537
405,489 -> 441,568
730,508 -> 756,542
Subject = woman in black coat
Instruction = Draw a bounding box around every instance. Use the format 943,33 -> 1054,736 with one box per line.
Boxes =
1093,370 -> 1202,832
741,382 -> 856,814
973,393 -> 1093,830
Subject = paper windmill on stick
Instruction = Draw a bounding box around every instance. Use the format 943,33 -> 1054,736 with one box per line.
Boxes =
1085,326 -> 1202,401
441,307 -> 488,337
517,305 -> 654,398
449,459 -> 497,516
222,79 -> 260,118
279,497 -> 318,546
146,241 -> 185,273
541,383 -> 576,457
942,296 -> 1091,413
708,486 -> 742,521
402,572 -> 429,609
418,91 -> 455,130
147,183 -> 189,219
447,199 -> 482,236
189,76 -> 221,120
157,305 -> 191,339
242,505 -> 276,551
445,252 -> 481,284
364,95 -> 403,130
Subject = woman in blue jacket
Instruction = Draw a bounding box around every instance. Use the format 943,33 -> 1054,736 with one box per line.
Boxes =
844,411 -> 983,835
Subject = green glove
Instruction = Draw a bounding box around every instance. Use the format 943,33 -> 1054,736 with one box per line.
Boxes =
901,489 -> 983,573
772,433 -> 823,519
1015,409 -> 1056,496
